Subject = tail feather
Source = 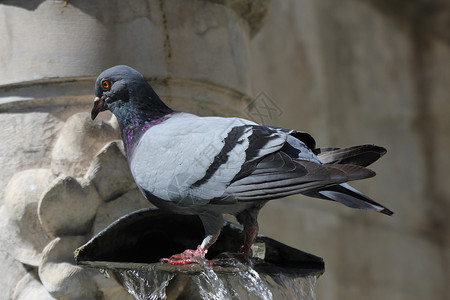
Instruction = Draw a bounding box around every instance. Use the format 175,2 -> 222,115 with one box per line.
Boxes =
310,145 -> 391,215
314,145 -> 387,167
304,183 -> 393,215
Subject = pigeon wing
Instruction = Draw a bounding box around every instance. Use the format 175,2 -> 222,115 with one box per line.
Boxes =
129,113 -> 288,205
225,151 -> 375,201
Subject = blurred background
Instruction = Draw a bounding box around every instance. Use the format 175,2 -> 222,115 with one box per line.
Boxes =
0,0 -> 449,299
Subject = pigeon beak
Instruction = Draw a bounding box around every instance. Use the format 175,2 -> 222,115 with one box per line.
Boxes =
91,96 -> 103,120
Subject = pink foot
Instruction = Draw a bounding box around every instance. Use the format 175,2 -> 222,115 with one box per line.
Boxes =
161,246 -> 214,266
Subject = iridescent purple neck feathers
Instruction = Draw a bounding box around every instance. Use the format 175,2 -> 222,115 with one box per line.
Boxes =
122,113 -> 173,155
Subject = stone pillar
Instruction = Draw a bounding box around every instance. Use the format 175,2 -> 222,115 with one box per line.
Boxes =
0,1 -> 270,299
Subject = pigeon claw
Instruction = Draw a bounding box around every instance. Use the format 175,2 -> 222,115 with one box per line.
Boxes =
161,246 -> 214,266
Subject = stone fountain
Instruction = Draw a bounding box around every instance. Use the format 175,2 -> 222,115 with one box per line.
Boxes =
0,1 -> 327,298
75,208 -> 324,299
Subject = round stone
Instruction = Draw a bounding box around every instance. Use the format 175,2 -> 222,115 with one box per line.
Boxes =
85,141 -> 137,202
38,176 -> 101,237
51,112 -> 119,177
1,169 -> 54,266
39,236 -> 98,299
13,273 -> 55,300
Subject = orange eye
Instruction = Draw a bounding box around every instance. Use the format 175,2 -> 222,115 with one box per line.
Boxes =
101,79 -> 111,90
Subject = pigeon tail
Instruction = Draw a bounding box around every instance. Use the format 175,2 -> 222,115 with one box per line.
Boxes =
314,144 -> 387,167
305,183 -> 393,215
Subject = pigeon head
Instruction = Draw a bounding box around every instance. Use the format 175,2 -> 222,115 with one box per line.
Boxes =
91,65 -> 172,121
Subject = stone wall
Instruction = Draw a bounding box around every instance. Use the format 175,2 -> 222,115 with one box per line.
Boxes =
0,0 -> 449,299
251,1 -> 450,300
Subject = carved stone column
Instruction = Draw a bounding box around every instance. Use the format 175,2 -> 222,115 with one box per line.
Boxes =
0,0 -> 270,298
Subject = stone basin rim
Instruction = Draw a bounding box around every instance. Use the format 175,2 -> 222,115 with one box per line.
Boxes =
74,207 -> 325,277
77,259 -> 324,277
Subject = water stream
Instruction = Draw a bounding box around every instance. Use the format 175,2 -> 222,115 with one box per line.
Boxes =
112,259 -> 318,300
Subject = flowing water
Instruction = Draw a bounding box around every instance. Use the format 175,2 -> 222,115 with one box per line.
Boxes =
112,259 -> 318,300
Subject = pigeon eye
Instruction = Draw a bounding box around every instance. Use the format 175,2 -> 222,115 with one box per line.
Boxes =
101,79 -> 111,90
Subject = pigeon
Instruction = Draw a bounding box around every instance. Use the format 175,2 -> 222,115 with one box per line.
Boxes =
91,65 -> 393,265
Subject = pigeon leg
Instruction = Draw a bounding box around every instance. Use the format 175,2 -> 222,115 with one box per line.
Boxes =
161,213 -> 223,265
240,224 -> 259,254
236,205 -> 263,255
